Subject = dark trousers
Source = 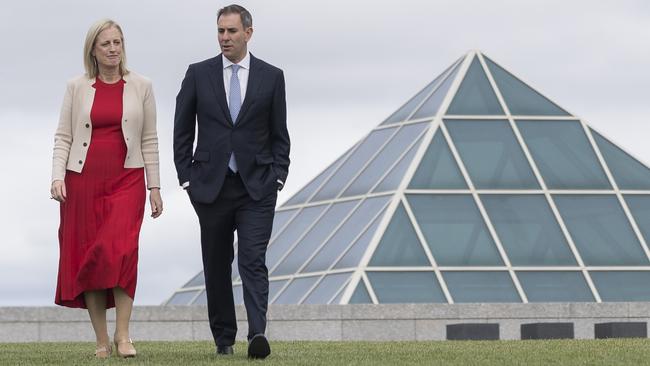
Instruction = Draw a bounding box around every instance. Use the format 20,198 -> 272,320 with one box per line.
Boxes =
190,172 -> 276,346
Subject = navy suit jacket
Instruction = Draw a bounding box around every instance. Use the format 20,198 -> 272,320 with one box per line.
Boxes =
173,54 -> 290,203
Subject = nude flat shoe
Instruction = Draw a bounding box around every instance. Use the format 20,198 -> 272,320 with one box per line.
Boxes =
94,344 -> 112,359
115,338 -> 137,358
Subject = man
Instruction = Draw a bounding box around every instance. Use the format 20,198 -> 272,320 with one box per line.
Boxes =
173,4 -> 289,359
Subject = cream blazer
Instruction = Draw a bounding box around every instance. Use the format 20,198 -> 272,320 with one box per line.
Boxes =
51,72 -> 160,189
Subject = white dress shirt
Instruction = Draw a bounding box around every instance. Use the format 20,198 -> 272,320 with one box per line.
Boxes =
223,51 -> 250,107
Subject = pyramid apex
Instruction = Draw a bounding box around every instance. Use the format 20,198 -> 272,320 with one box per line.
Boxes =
459,50 -> 483,61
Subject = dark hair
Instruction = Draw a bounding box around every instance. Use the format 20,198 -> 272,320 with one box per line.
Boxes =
217,4 -> 253,29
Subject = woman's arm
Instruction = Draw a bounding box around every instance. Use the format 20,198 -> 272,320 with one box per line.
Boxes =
141,79 -> 160,190
51,81 -> 74,202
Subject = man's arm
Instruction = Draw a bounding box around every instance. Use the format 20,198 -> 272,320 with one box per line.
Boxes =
173,65 -> 198,187
269,70 -> 290,190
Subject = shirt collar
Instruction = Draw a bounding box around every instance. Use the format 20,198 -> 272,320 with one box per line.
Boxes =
223,51 -> 250,70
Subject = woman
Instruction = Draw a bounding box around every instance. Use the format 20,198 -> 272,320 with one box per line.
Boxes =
50,19 -> 162,359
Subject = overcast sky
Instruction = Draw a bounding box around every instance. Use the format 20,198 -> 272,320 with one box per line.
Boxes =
1,0 -> 649,306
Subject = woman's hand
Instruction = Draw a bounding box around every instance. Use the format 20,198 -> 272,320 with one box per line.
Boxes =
149,188 -> 163,218
50,180 -> 66,202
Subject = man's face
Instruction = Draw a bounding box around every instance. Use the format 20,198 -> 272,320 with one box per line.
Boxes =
218,13 -> 252,63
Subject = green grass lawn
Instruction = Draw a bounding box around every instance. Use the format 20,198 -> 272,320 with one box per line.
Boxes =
2,339 -> 650,365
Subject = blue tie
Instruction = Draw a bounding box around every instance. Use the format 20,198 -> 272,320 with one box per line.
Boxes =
228,64 -> 241,172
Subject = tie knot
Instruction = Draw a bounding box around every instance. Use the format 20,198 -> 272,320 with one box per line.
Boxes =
231,64 -> 240,74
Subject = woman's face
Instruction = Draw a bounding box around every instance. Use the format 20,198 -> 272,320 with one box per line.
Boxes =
92,26 -> 123,70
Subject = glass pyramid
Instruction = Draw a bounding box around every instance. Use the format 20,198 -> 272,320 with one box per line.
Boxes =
166,51 -> 650,305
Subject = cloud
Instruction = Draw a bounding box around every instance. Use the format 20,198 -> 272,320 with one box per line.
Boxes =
2,0 -> 650,305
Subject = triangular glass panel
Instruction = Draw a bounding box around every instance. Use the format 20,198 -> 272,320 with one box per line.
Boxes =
270,209 -> 299,241
303,196 -> 390,273
272,276 -> 320,304
283,145 -> 355,207
302,273 -> 351,304
367,271 -> 447,303
554,195 -> 648,266
443,271 -> 521,303
407,194 -> 503,266
484,56 -> 570,116
409,131 -> 468,189
334,210 -> 385,269
192,290 -> 207,305
374,136 -> 423,193
447,56 -> 504,115
368,203 -> 430,267
349,279 -> 373,304
380,82 -> 437,126
517,120 -> 611,189
268,280 -> 289,303
272,200 -> 359,276
592,130 -> 650,190
381,58 -> 461,125
410,62 -> 461,120
446,120 -> 540,189
329,284 -> 347,304
590,271 -> 650,301
481,194 -> 576,266
343,122 -> 428,197
265,204 -> 328,271
517,271 -> 594,302
311,127 -> 396,202
625,195 -> 650,244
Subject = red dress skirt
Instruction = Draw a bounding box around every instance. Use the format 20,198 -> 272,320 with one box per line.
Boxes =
55,77 -> 145,309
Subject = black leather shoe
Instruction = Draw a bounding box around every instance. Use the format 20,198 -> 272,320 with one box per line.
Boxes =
248,334 -> 271,359
216,345 -> 234,355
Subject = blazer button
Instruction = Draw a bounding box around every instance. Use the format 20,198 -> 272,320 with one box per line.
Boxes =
85,123 -> 90,128
126,138 -> 129,141
78,160 -> 83,164
83,142 -> 88,147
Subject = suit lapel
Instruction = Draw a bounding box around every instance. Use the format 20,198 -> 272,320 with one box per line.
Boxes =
207,56 -> 234,126
235,54 -> 263,126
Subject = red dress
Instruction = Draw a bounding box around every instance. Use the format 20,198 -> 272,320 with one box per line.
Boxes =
55,77 -> 145,309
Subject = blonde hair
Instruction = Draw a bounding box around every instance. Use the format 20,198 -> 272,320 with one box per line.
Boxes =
83,19 -> 129,78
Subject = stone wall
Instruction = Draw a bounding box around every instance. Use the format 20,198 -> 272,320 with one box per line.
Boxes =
0,303 -> 646,342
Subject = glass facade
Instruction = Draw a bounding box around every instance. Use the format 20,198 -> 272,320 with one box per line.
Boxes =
168,51 -> 650,305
